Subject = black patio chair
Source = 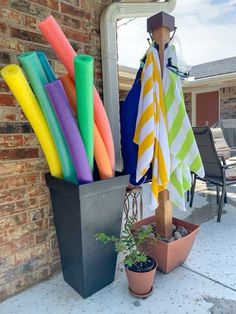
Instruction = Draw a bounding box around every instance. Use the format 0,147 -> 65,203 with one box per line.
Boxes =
190,126 -> 236,222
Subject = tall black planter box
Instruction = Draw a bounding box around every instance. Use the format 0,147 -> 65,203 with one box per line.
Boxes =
45,173 -> 129,298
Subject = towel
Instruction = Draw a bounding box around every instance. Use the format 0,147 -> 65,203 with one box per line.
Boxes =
134,46 -> 170,209
163,42 -> 205,209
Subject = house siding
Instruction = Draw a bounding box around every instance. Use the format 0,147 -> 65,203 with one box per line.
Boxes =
0,0 -> 111,301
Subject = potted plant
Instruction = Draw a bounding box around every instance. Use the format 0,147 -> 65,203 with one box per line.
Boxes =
95,217 -> 157,298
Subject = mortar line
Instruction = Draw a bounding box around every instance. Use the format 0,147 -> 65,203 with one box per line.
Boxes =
181,265 -> 236,293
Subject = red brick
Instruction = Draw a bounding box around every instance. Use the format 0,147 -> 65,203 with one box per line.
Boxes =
60,2 -> 83,18
0,198 -> 38,217
28,185 -> 48,198
8,219 -> 48,240
35,229 -> 56,244
10,234 -> 35,253
23,134 -> 38,147
0,173 -> 40,190
0,80 -> 9,92
0,282 -> 12,302
39,193 -> 51,207
0,134 -> 24,148
48,216 -> 55,229
61,14 -> 81,29
10,0 -> 51,18
28,207 -> 48,222
22,15 -> 37,29
62,0 -> 80,6
0,212 -> 28,230
50,260 -> 61,273
23,159 -> 49,172
0,122 -> 33,134
10,265 -> 50,293
0,38 -> 24,52
0,148 -> 39,160
0,187 -> 27,204
63,26 -> 90,43
11,27 -> 46,44
0,93 -> 17,106
0,161 -> 26,176
0,244 -> 12,258
0,8 -> 22,24
31,0 -> 59,10
50,238 -> 58,251
0,107 -> 18,121
0,22 -> 8,33
12,242 -> 50,266
0,231 -> 8,245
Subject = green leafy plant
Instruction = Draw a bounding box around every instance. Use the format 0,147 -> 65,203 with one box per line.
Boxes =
95,217 -> 156,268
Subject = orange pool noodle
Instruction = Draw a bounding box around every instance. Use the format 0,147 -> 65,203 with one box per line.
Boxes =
93,87 -> 115,171
94,124 -> 113,179
59,73 -> 76,113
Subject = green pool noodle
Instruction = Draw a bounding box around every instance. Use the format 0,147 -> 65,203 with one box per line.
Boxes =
74,54 -> 94,171
19,51 -> 77,183
37,51 -> 57,83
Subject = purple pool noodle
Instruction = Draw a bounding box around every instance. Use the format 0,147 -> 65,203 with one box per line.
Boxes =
45,80 -> 93,184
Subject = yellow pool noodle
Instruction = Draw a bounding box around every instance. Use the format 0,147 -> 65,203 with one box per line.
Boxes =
1,64 -> 63,178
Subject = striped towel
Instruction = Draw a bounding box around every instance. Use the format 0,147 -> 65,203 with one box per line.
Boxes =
134,46 -> 170,209
163,42 -> 205,209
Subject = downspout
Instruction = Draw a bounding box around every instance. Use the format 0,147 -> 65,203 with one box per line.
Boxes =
100,1 -> 176,170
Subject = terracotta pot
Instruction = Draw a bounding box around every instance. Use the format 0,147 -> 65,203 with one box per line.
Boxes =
125,257 -> 157,297
134,216 -> 199,274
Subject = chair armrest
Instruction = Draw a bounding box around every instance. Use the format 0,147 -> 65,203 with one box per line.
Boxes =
222,162 -> 236,169
219,155 -> 226,165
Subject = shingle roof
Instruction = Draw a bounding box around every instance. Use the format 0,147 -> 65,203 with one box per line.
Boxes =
190,56 -> 236,79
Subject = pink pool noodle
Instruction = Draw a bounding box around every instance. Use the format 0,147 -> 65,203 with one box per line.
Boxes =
39,15 -> 76,78
45,80 -> 93,184
39,15 -> 115,171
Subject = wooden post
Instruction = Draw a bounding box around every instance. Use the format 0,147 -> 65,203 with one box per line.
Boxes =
147,11 -> 175,239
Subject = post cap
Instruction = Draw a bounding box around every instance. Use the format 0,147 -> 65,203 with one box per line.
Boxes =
147,11 -> 175,33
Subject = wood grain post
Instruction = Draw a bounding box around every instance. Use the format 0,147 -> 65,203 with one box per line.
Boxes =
147,12 -> 175,238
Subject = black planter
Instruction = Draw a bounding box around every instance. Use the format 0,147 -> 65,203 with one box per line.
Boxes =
45,173 -> 129,298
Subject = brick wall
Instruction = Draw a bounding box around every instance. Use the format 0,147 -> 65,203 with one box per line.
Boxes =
0,0 -> 111,301
184,92 -> 192,122
220,86 -> 236,119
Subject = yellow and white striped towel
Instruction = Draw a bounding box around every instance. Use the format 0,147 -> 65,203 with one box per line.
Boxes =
133,46 -> 170,209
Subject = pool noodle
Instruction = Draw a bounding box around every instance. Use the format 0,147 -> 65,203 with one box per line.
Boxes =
94,124 -> 113,179
74,54 -> 94,171
19,52 -> 77,183
36,51 -> 57,82
59,74 -> 76,113
39,16 -> 75,79
0,64 -> 62,178
45,80 -> 93,184
59,73 -> 114,179
93,87 -> 115,171
39,15 -> 115,171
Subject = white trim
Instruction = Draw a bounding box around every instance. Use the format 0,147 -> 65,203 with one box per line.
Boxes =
100,1 -> 176,170
183,72 -> 236,91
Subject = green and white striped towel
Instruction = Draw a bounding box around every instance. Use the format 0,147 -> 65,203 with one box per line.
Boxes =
163,41 -> 205,209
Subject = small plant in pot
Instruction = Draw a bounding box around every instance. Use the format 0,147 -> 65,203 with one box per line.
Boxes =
95,217 -> 157,298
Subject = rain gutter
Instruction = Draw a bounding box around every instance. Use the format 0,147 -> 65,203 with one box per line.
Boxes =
100,0 -> 176,170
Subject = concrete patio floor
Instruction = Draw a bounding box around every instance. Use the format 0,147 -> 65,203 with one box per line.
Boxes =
1,182 -> 236,314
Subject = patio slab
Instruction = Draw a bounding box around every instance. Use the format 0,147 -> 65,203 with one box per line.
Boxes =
1,183 -> 236,314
